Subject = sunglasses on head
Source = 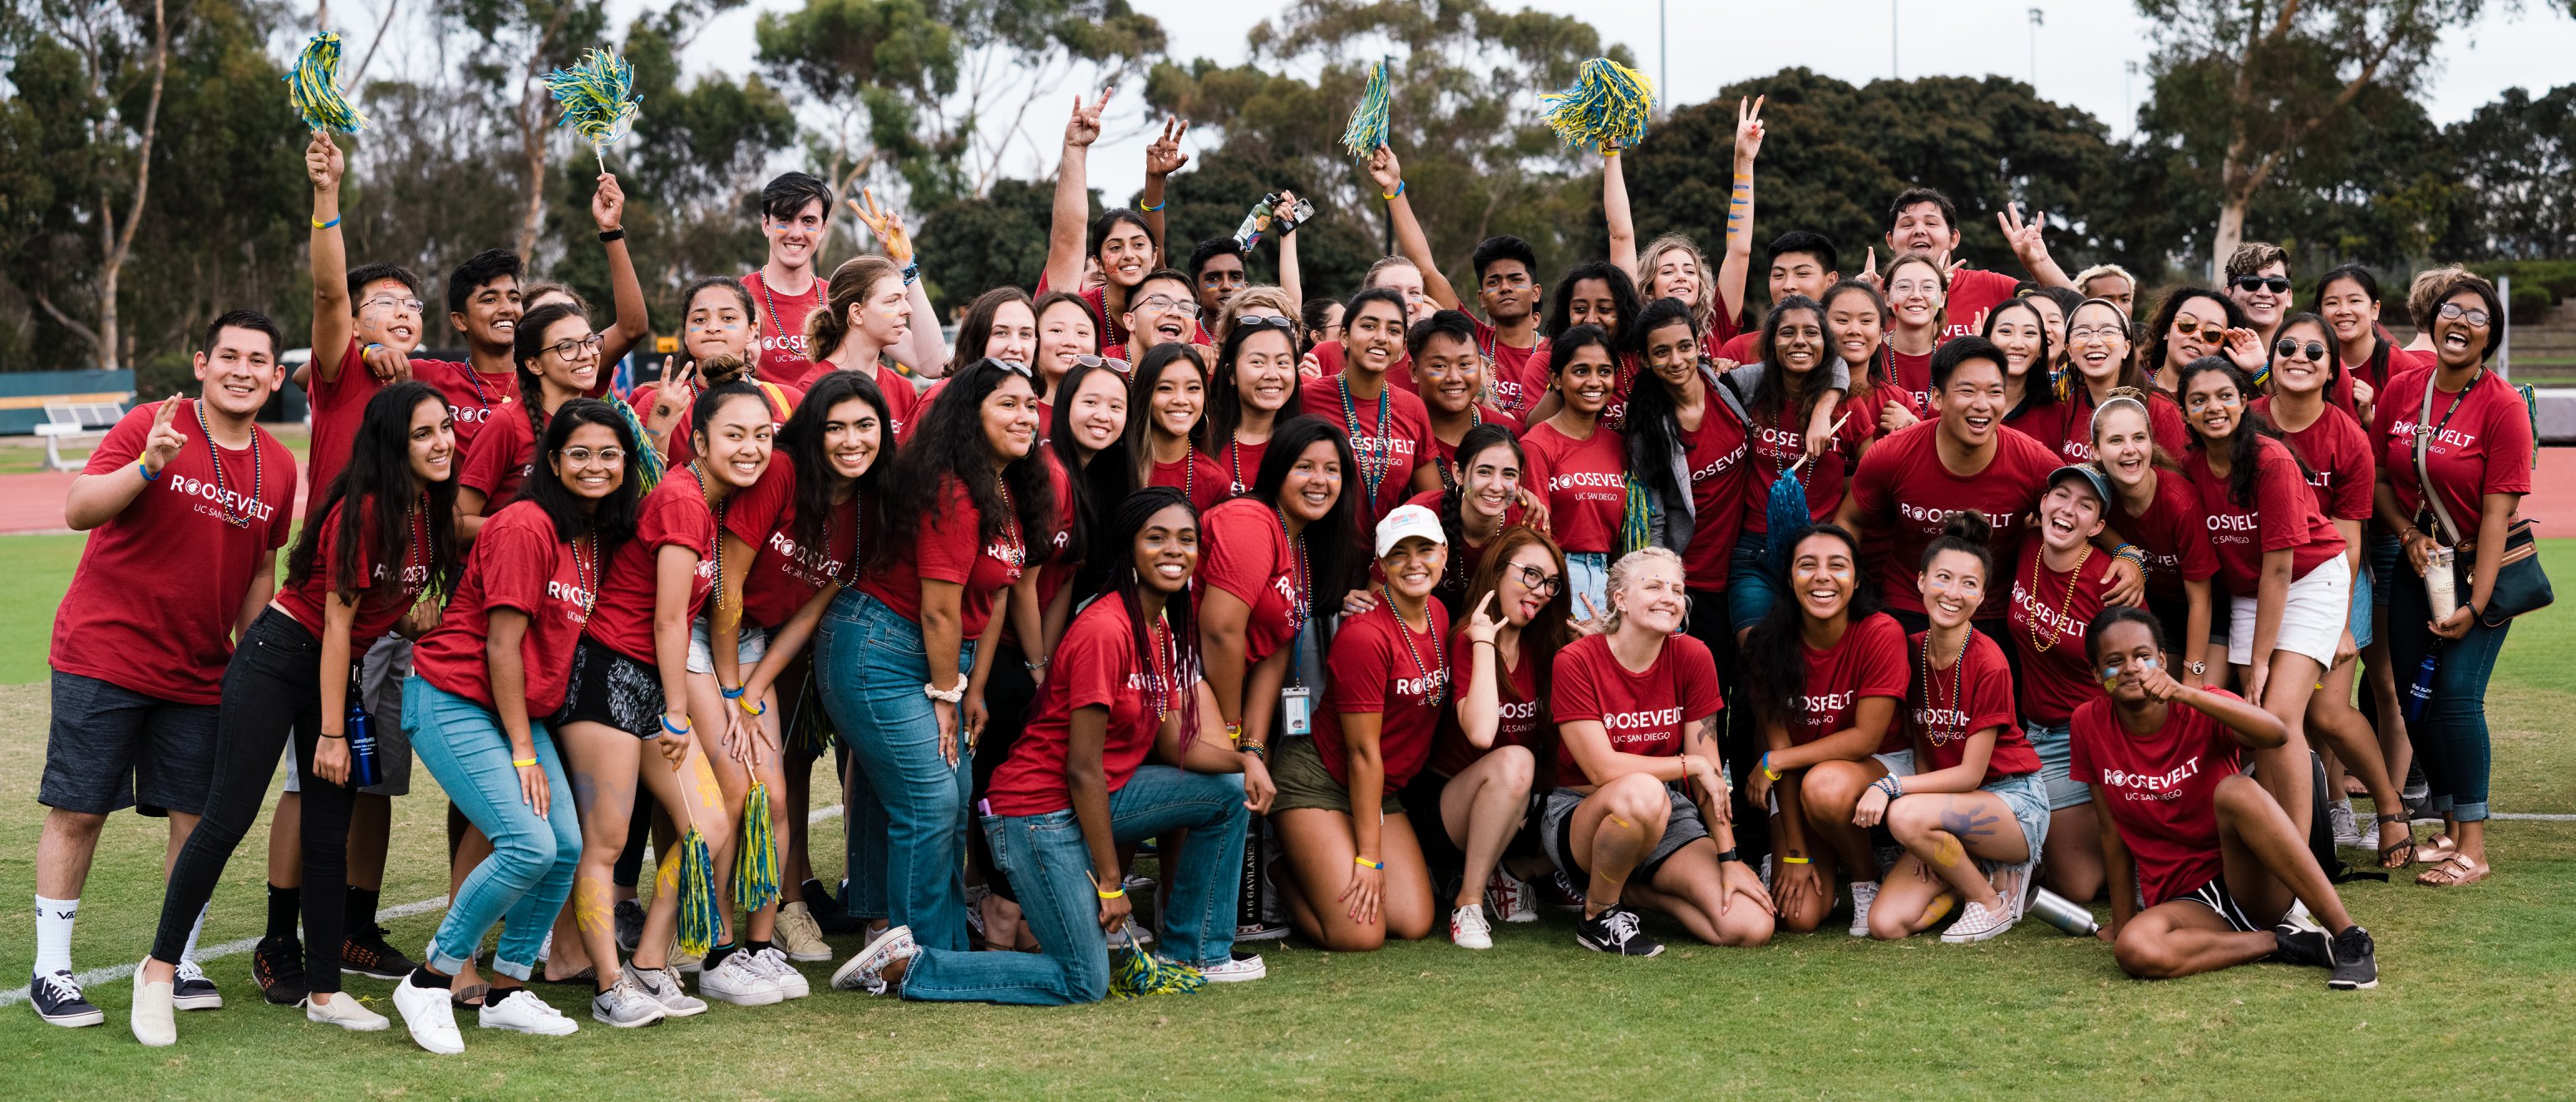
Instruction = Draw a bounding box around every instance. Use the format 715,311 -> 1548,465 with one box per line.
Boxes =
1070,354 -> 1131,374
2231,275 -> 2292,295
2273,339 -> 2327,362
1234,314 -> 1298,332
975,357 -> 1034,380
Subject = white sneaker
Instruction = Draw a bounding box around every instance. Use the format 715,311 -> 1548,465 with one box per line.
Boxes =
130,965 -> 176,1047
304,991 -> 391,1031
699,950 -> 785,1006
1941,900 -> 2017,942
2287,898 -> 2327,933
1847,880 -> 1880,938
628,966 -> 707,1018
830,925 -> 917,994
755,947 -> 811,999
477,988 -> 579,1036
589,972 -> 667,1028
775,903 -> 834,962
391,979 -> 464,1055
1162,952 -> 1266,982
1450,904 -> 1494,950
1485,868 -> 1538,923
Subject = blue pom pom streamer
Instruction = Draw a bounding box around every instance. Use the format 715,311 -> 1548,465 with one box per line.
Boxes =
284,32 -> 368,134
1540,57 -> 1656,151
1338,58 -> 1392,160
733,780 -> 781,913
544,48 -> 641,170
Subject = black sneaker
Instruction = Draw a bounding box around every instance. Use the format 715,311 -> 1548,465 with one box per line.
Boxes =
1539,870 -> 1588,912
614,898 -> 645,954
2327,925 -> 2379,991
173,959 -> 224,1010
342,923 -> 418,981
252,934 -> 309,1006
1575,906 -> 1664,957
28,969 -> 102,1026
2270,923 -> 2332,968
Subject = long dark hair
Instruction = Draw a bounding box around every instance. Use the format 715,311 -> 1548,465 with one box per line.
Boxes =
2144,287 -> 2249,376
1622,297 -> 1700,506
881,358 -> 1055,554
1545,260 -> 1643,340
1124,343 -> 1208,489
287,381 -> 461,603
1205,314 -> 1302,452
776,371 -> 897,578
2315,263 -> 2394,382
1981,296 -> 2055,399
512,301 -> 589,451
1749,294 -> 1829,429
2175,355 -> 2290,510
1047,361 -> 1137,577
522,398 -> 643,560
1741,524 -> 1879,726
1101,485 -> 1204,736
1438,424 -> 1524,597
1253,416 -> 1361,624
1460,524 -> 1570,784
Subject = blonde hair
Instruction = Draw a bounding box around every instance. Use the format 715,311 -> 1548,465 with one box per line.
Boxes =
805,255 -> 901,363
2072,263 -> 2135,298
1638,234 -> 1717,335
2406,265 -> 2468,332
1216,285 -> 1298,347
1602,546 -> 1686,634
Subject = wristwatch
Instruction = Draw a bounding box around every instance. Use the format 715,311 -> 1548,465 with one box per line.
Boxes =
1712,847 -> 1743,864
2185,661 -> 2207,676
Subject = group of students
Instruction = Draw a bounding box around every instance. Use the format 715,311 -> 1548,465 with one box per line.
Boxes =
36,88 -> 2534,1053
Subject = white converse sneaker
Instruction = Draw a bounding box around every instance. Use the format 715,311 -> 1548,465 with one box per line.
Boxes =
304,991 -> 391,1031
755,947 -> 810,999
478,988 -> 579,1036
1450,903 -> 1494,950
830,925 -> 917,994
698,950 -> 785,1006
391,979 -> 464,1055
1940,900 -> 2017,943
628,966 -> 707,1018
1847,880 -> 1881,938
1485,868 -> 1538,922
130,965 -> 176,1047
775,903 -> 834,962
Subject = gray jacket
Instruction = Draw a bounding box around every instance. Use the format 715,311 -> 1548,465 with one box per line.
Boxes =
1633,357 -> 1853,558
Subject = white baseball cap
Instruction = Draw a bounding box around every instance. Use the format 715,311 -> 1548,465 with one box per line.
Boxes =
1373,504 -> 1449,558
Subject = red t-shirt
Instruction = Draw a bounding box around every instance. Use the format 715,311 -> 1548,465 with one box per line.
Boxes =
1547,631 -> 1722,785
1738,397 -> 1869,535
1889,347 -> 1934,411
1148,450 -> 1231,514
2184,435 -> 2345,593
2107,471 -> 2219,606
1517,420 -> 1628,554
412,358 -> 518,454
459,407 -> 539,514
855,476 -> 1029,638
1846,421 -> 2058,616
1790,612 -> 1911,753
1942,269 -> 2021,342
303,338 -> 379,519
2047,389 -> 2192,465
984,596 -> 1180,816
2069,692 -> 2246,908
52,401 -> 298,704
2008,541 -> 2117,725
411,500 -> 598,715
1311,341 -> 1416,395
2250,397 -> 2375,522
1211,434 -> 1270,497
1905,629 -> 2032,780
1472,317 -> 1549,418
1429,631 -> 1544,779
727,454 -> 856,628
1313,600 -> 1451,790
276,498 -> 434,643
1195,498 -> 1303,667
742,269 -> 827,389
1425,406 -> 1525,472
585,475 -> 718,664
1681,398 -> 1751,591
1717,332 -> 1756,366
2372,366 -> 2534,537
1298,375 -> 1434,530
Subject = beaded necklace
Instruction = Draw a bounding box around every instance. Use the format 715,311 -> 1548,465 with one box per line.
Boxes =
2025,544 -> 2093,654
993,479 -> 1027,574
1918,626 -> 1968,743
1144,608 -> 1175,724
1273,506 -> 1310,627
195,400 -> 262,528
1381,584 -> 1447,708
1339,375 -> 1393,506
688,463 -> 727,612
570,531 -> 600,625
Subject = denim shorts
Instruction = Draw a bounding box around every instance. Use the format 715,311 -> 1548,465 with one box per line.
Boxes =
1983,770 -> 2052,868
1565,552 -> 1610,622
2024,719 -> 2091,810
687,617 -> 769,675
2347,557 -> 2375,651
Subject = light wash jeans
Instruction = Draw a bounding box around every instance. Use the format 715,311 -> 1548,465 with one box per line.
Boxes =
401,676 -> 578,978
903,765 -> 1249,1005
816,588 -> 978,952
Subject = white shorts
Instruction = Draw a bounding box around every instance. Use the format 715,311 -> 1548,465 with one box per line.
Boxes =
2228,557 -> 2350,669
687,618 -> 770,676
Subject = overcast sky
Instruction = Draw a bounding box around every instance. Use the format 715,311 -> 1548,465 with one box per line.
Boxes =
630,0 -> 2576,205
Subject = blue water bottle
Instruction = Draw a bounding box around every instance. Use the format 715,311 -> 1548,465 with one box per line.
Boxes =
347,675 -> 382,790
2405,642 -> 2441,722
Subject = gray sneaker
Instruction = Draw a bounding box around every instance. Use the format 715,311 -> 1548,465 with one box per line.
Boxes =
2330,800 -> 2361,847
590,972 -> 667,1028
626,966 -> 706,1018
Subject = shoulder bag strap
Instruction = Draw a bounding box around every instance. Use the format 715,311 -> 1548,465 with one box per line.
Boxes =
2413,372 -> 2463,547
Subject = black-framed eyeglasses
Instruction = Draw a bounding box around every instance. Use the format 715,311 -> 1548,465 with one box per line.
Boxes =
2273,339 -> 2327,362
2231,275 -> 2292,295
548,334 -> 606,359
1513,563 -> 1564,598
2437,303 -> 2492,327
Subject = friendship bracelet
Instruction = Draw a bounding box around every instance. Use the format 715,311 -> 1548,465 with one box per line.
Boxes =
1382,180 -> 1406,200
512,757 -> 538,768
901,260 -> 921,287
737,697 -> 767,717
311,214 -> 340,229
1239,743 -> 1267,760
1353,856 -> 1384,871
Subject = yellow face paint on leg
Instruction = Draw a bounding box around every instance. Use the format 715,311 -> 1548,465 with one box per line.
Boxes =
1932,834 -> 1965,869
574,877 -> 615,937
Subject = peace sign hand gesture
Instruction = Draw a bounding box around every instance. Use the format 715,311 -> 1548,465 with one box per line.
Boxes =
848,187 -> 914,267
1065,87 -> 1113,149
1733,95 -> 1766,166
1145,116 -> 1191,177
1465,592 -> 1504,647
142,397 -> 186,475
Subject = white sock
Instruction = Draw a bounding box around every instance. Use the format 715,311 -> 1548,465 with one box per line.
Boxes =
180,904 -> 208,965
33,895 -> 77,976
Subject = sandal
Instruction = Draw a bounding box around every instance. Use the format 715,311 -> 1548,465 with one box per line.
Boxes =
2416,833 -> 2459,865
450,982 -> 489,1009
2373,814 -> 2416,870
2415,854 -> 2490,887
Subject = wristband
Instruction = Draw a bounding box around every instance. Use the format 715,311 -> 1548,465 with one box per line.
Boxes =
1353,856 -> 1384,870
512,757 -> 538,768
137,461 -> 160,482
1758,752 -> 1781,781
660,715 -> 692,736
318,731 -> 346,740
900,260 -> 920,287
1096,885 -> 1125,900
1381,180 -> 1406,201
1600,149 -> 1619,157
1712,847 -> 1742,864
1780,855 -> 1811,864
312,214 -> 340,229
1474,638 -> 1498,650
722,684 -> 746,699
924,679 -> 966,703
1026,657 -> 1050,673
737,696 -> 767,717
1239,743 -> 1266,760
1140,198 -> 1166,212
1224,721 -> 1243,743
598,229 -> 624,242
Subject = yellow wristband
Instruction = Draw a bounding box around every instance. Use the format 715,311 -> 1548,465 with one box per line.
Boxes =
1781,855 -> 1810,864
1096,886 -> 1125,900
511,757 -> 538,768
737,695 -> 766,716
1353,856 -> 1384,870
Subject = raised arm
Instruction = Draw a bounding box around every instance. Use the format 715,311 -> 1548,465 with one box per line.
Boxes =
1042,89 -> 1113,296
1369,145 -> 1460,311
1604,148 -> 1638,278
1997,202 -> 2074,290
308,131 -> 355,382
1714,97 -> 1766,333
592,173 -> 650,370
1275,190 -> 1305,306
1140,116 -> 1189,266
850,189 -> 947,376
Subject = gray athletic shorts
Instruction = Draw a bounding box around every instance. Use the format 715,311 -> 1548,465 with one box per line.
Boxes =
41,671 -> 218,817
1541,785 -> 1709,884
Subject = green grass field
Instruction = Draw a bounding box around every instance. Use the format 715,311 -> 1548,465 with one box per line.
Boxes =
0,536 -> 2570,1099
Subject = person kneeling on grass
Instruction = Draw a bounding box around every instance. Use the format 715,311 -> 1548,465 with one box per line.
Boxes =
1859,514 -> 2049,942
830,488 -> 1258,1001
2075,607 -> 2378,989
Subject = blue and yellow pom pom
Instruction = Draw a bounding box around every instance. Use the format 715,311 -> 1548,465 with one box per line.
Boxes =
658,824 -> 722,957
733,780 -> 781,913
1338,58 -> 1392,160
544,48 -> 641,168
284,32 -> 368,134
1540,57 -> 1656,151
1109,937 -> 1206,999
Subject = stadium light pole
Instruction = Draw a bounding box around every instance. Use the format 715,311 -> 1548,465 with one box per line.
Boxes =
2027,7 -> 2043,88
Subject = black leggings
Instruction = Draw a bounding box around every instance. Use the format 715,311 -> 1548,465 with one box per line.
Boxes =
151,608 -> 357,991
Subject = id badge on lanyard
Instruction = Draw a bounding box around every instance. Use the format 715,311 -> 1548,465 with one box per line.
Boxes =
1279,617 -> 1316,736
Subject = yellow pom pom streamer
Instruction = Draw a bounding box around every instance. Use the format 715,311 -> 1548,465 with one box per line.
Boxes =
1109,930 -> 1205,999
733,780 -> 781,913
1540,57 -> 1656,151
654,799 -> 722,957
1337,58 -> 1393,161
284,32 -> 368,134
543,48 -> 641,173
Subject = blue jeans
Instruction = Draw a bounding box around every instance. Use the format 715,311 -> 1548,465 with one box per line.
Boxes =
1565,552 -> 1610,621
401,676 -> 579,978
2386,563 -> 2509,822
816,588 -> 978,952
903,765 -> 1248,1006
1726,539 -> 1785,632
